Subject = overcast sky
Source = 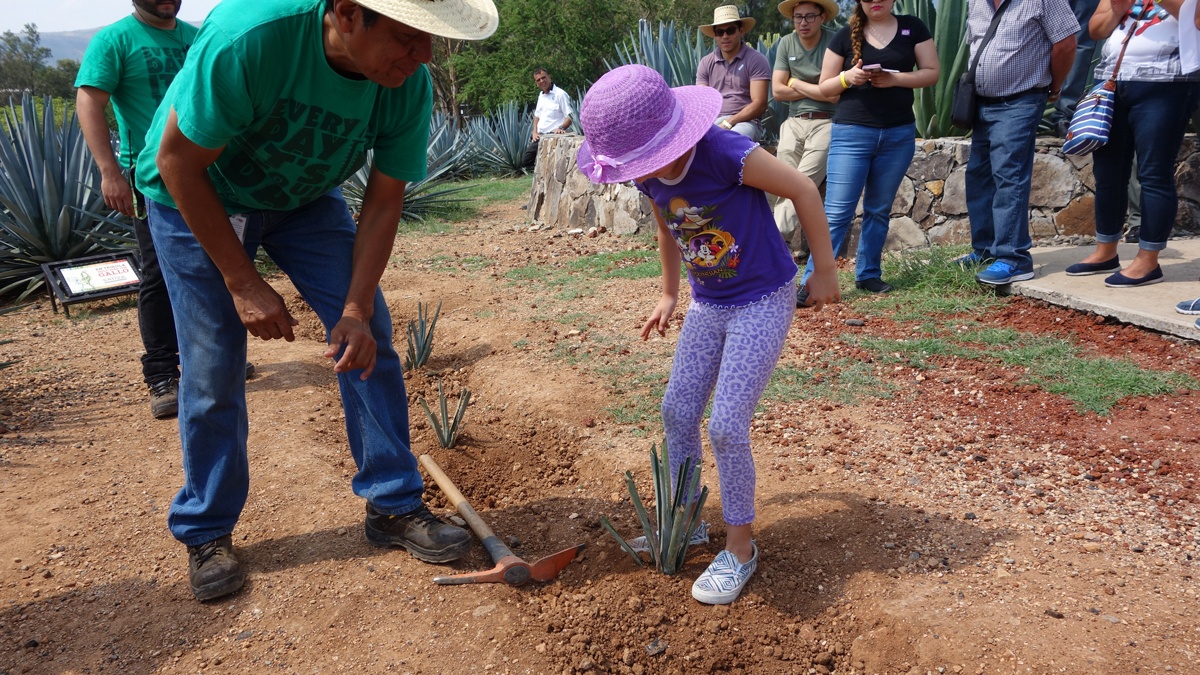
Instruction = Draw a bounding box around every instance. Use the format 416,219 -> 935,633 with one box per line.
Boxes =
4,0 -> 224,34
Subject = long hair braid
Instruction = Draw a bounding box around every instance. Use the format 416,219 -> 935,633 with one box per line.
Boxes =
849,2 -> 868,63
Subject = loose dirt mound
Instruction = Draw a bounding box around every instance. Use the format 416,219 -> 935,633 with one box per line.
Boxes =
2,196 -> 1199,674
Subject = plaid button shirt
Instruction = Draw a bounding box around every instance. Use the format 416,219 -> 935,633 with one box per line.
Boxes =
966,0 -> 1079,98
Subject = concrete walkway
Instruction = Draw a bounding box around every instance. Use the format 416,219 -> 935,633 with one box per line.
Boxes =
1017,241 -> 1200,341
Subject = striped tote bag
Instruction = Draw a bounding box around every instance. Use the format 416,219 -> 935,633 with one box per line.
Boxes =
1062,80 -> 1116,157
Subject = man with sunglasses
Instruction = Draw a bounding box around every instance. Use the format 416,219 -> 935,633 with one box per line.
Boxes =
771,0 -> 840,248
697,5 -> 771,140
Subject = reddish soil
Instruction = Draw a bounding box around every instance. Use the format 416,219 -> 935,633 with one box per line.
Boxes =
2,196 -> 1199,675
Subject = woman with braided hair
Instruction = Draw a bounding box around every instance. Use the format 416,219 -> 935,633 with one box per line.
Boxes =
795,0 -> 938,304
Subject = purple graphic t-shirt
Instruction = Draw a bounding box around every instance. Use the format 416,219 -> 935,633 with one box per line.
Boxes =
637,127 -> 798,307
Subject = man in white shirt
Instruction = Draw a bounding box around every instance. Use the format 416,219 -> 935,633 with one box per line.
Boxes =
522,67 -> 573,169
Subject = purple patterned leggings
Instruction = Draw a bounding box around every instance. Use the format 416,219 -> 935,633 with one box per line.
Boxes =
661,279 -> 796,527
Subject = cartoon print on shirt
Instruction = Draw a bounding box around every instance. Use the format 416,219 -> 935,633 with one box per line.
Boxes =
662,197 -> 741,282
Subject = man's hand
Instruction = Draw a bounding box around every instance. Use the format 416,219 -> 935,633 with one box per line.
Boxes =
325,315 -> 377,379
229,277 -> 298,341
100,170 -> 135,216
532,130 -> 541,142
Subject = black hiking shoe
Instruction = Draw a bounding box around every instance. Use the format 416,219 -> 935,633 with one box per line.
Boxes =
149,377 -> 179,420
187,535 -> 245,601
364,503 -> 472,563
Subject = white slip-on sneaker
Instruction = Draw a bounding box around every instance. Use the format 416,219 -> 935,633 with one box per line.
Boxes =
628,521 -> 709,553
691,541 -> 758,605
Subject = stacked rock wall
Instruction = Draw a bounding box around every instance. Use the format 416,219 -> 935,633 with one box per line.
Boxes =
528,133 -> 1200,250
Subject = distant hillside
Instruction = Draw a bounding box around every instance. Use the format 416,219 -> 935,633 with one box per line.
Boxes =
40,28 -> 102,63
40,22 -> 201,63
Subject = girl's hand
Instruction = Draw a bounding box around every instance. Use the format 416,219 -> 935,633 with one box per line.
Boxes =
804,268 -> 841,311
845,60 -> 871,87
641,295 -> 678,340
867,70 -> 899,89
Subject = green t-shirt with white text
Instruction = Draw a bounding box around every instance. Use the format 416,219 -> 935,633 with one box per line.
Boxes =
75,15 -> 199,170
773,27 -> 836,117
136,0 -> 432,213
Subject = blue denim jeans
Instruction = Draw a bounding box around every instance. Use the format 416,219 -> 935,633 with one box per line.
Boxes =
802,122 -> 915,284
965,91 -> 1046,272
1093,81 -> 1200,248
148,190 -> 424,546
1055,0 -> 1100,118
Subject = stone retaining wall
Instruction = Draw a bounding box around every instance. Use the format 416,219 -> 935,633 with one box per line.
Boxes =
527,133 -> 1200,251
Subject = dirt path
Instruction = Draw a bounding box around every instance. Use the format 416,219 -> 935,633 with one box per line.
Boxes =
2,195 -> 1200,675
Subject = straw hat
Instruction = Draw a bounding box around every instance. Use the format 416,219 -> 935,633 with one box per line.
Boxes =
354,0 -> 499,40
577,65 -> 722,184
699,5 -> 757,38
777,0 -> 839,21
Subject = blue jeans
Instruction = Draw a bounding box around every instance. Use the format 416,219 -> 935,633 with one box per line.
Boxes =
148,190 -> 424,546
1055,0 -> 1100,119
1093,81 -> 1200,248
803,122 -> 915,284
965,91 -> 1046,272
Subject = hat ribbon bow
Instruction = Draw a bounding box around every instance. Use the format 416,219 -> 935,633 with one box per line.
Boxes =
589,100 -> 683,181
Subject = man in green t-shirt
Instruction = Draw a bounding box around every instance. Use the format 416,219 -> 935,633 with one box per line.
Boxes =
75,0 -> 199,420
771,0 -> 839,250
137,0 -> 498,602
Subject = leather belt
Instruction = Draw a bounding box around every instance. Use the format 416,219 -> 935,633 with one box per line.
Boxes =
796,111 -> 834,119
977,87 -> 1047,105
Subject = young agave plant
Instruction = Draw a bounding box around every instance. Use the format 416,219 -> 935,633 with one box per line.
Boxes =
405,299 -> 442,370
601,441 -> 708,575
420,381 -> 471,449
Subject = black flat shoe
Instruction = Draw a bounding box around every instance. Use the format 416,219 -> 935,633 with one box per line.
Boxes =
855,278 -> 893,293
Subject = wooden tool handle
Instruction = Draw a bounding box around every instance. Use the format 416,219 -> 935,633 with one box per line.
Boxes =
418,454 -> 498,542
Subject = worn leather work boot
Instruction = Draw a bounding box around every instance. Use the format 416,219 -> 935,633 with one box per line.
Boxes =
148,377 -> 179,420
364,503 -> 472,563
187,535 -> 245,601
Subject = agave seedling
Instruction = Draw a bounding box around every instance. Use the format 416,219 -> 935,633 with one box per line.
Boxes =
404,299 -> 442,370
601,441 -> 708,575
420,381 -> 470,449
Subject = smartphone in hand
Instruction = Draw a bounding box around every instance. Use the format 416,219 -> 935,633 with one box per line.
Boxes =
862,64 -> 882,71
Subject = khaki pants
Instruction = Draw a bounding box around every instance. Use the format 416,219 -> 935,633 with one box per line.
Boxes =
773,116 -> 832,248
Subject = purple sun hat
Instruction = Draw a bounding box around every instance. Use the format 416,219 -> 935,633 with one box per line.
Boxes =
577,65 -> 722,184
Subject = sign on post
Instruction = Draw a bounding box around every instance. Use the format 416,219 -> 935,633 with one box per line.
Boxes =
40,251 -> 142,317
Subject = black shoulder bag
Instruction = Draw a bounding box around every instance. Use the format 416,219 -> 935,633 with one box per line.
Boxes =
951,0 -> 1012,131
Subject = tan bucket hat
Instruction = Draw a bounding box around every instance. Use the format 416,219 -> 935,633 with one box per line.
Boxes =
699,5 -> 757,38
354,0 -> 499,40
778,0 -> 839,21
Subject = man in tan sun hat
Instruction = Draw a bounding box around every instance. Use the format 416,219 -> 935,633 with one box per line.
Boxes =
696,4 -> 771,140
771,0 -> 839,250
133,0 -> 498,602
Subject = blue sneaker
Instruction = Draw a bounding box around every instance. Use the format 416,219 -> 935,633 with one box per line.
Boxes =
953,251 -> 992,269
1174,297 -> 1200,315
976,260 -> 1035,286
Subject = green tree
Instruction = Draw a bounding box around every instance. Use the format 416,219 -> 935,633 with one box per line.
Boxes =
451,0 -> 639,112
0,24 -> 52,94
36,59 -> 80,100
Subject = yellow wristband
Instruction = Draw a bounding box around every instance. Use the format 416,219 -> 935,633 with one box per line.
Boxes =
788,78 -> 799,88
839,72 -> 850,89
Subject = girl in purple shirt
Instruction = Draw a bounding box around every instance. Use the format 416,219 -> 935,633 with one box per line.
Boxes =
577,64 -> 839,604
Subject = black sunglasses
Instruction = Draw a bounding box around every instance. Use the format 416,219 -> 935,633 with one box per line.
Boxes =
712,24 -> 741,36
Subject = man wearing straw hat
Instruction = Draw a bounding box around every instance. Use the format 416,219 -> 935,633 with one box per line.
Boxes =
770,0 -> 840,248
135,0 -> 498,602
696,4 -> 772,140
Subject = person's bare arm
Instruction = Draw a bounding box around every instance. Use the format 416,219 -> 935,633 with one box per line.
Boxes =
156,107 -> 298,342
323,167 -> 407,378
641,208 -> 682,339
773,69 -> 803,101
741,147 -> 840,310
725,79 -> 770,125
1090,0 -> 1134,40
1048,35 -> 1078,101
820,50 -> 867,98
76,86 -> 134,216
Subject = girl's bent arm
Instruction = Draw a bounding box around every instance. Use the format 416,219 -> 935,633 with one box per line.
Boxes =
741,148 -> 841,309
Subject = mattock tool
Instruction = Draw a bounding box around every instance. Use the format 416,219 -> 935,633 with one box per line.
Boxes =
418,454 -> 584,586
